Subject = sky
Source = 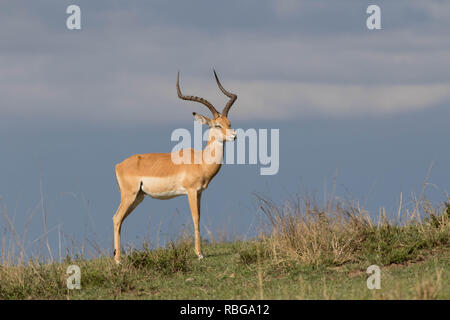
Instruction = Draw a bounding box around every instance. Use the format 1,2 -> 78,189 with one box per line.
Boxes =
1,0 -> 449,261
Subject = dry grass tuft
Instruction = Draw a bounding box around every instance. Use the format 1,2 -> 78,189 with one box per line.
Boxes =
257,194 -> 450,268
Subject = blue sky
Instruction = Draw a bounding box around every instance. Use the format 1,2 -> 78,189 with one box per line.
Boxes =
1,1 -> 449,260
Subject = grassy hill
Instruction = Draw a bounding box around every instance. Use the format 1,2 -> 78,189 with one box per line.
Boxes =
0,197 -> 449,299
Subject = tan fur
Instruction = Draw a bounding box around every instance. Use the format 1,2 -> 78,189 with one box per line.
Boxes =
113,115 -> 236,263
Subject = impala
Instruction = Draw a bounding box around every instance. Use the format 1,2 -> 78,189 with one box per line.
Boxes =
113,70 -> 237,264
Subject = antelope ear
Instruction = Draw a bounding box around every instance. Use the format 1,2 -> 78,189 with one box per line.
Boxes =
193,112 -> 211,125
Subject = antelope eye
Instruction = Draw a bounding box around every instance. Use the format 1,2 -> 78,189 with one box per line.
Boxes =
214,124 -> 222,128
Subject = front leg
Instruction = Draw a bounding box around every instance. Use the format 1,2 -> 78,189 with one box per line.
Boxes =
187,189 -> 203,259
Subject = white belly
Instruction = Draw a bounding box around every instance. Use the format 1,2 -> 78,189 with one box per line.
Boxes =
140,177 -> 187,200
145,189 -> 187,200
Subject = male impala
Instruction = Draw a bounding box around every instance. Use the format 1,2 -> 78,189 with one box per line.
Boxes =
113,71 -> 237,264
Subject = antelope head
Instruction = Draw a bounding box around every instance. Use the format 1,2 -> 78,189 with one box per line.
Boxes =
176,70 -> 237,142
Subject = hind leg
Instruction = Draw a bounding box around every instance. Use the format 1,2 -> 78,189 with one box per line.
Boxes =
113,190 -> 145,264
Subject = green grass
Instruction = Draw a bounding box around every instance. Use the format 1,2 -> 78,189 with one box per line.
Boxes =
0,198 -> 449,300
0,240 -> 448,300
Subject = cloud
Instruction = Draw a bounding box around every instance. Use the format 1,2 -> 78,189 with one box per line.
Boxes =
3,74 -> 448,123
0,1 -> 449,125
270,0 -> 303,18
411,0 -> 450,22
233,82 -> 450,119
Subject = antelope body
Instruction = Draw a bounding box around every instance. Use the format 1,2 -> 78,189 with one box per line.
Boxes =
113,71 -> 237,264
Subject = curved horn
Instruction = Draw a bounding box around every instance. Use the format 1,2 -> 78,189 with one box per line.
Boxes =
177,71 -> 220,118
213,69 -> 237,117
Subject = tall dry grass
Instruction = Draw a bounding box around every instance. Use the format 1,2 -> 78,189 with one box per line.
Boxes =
256,194 -> 450,268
